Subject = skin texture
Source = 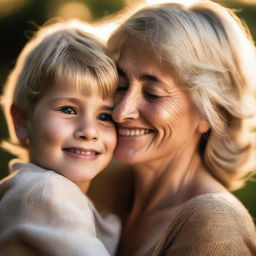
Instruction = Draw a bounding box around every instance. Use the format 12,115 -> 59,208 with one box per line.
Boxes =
12,82 -> 116,192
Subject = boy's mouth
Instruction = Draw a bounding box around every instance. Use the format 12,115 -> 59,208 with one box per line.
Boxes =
63,148 -> 101,156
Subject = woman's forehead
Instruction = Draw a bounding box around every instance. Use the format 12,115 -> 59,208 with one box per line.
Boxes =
118,43 -> 171,77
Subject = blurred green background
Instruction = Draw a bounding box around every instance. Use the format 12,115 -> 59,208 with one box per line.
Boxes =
0,0 -> 255,220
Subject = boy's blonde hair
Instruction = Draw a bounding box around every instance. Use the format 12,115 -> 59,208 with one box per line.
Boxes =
108,0 -> 256,190
1,20 -> 117,159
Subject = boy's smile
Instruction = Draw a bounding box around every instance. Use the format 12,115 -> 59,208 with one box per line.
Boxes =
25,82 -> 116,188
63,147 -> 101,159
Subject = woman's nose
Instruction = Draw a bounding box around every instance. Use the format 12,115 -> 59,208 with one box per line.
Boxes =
112,90 -> 139,123
74,118 -> 99,141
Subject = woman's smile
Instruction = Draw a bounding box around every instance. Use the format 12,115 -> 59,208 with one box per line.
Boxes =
118,127 -> 154,137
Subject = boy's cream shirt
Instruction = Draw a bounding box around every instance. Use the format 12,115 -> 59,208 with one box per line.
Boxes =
0,161 -> 121,256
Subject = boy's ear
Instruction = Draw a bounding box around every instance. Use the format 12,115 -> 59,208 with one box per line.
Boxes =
10,104 -> 29,144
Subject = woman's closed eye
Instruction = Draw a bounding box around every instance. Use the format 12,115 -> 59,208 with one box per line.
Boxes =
144,92 -> 163,100
58,106 -> 77,115
143,85 -> 169,101
143,89 -> 167,101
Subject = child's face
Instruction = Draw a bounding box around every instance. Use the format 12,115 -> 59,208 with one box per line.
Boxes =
26,82 -> 116,185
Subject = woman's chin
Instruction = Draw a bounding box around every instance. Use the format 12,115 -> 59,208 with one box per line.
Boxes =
114,147 -> 139,164
114,134 -> 154,164
114,152 -> 134,164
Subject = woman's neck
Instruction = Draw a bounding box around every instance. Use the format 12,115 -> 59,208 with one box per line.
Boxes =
131,144 -> 206,216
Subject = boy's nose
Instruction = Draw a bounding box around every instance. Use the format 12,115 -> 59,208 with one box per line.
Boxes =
74,120 -> 99,141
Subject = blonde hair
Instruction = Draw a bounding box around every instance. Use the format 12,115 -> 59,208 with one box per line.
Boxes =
108,0 -> 256,190
1,20 -> 117,159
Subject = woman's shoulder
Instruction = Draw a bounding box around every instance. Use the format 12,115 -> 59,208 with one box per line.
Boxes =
174,193 -> 255,234
182,192 -> 251,213
153,193 -> 256,256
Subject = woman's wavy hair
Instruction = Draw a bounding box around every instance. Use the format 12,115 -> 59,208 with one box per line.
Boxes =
108,0 -> 256,190
1,20 -> 117,160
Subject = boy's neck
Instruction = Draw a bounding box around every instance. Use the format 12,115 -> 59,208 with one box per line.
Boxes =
76,181 -> 90,194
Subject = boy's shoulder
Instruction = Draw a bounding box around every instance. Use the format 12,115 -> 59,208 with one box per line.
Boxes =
0,162 -> 95,229
0,161 -> 91,212
1,161 -> 73,194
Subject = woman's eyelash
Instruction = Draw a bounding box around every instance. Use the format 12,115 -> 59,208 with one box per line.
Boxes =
144,92 -> 162,99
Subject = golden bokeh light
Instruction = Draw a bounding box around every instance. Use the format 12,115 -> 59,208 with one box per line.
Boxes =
95,21 -> 119,42
53,1 -> 92,21
145,0 -> 198,6
0,0 -> 27,18
238,0 -> 256,4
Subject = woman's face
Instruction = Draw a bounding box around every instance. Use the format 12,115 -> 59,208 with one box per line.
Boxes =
113,44 -> 208,165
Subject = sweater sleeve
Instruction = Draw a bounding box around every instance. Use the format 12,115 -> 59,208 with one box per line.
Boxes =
0,168 -> 110,256
153,194 -> 256,256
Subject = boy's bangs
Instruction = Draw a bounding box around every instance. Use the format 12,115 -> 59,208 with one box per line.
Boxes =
54,60 -> 117,99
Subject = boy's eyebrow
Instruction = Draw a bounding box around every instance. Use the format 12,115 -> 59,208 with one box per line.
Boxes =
102,105 -> 114,111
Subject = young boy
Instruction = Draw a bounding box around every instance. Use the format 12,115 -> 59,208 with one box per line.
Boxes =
0,20 -> 120,255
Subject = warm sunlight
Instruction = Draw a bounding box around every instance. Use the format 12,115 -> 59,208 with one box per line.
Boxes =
54,2 -> 92,21
94,0 -> 199,42
0,0 -> 27,18
145,0 -> 198,6
239,0 -> 256,4
146,0 -> 256,6
95,22 -> 119,42
52,19 -> 118,43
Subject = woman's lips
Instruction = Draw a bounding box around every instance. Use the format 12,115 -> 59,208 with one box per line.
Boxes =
118,128 -> 153,136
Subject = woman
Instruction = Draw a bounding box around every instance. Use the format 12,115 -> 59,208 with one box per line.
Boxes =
90,0 -> 256,255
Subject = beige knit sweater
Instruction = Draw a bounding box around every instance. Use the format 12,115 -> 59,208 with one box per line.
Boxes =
0,162 -> 121,256
152,193 -> 256,256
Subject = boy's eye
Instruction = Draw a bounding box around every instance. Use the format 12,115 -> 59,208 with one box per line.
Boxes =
58,106 -> 77,114
97,113 -> 113,122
